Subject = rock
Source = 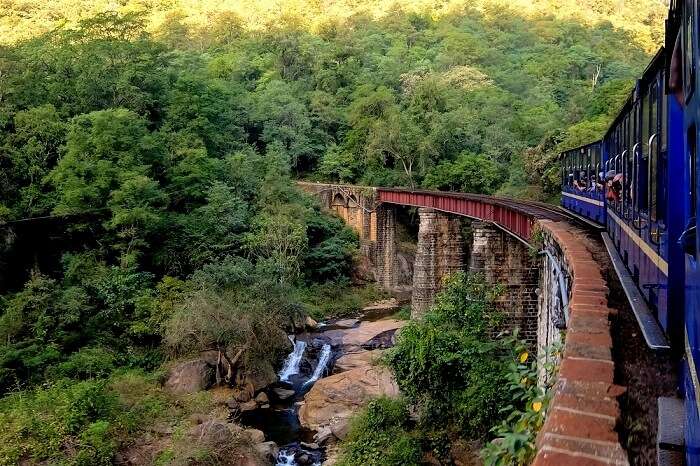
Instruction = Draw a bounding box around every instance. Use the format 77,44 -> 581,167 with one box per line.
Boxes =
261,403 -> 270,409
314,426 -> 333,445
273,387 -> 296,400
334,318 -> 360,328
227,399 -> 241,410
254,392 -> 269,404
361,298 -> 400,313
334,350 -> 384,372
301,442 -> 320,450
255,441 -> 279,463
234,387 -> 253,402
298,365 -> 399,434
243,428 -> 265,444
187,419 -> 232,446
242,370 -> 278,393
306,316 -> 318,329
239,400 -> 258,412
164,359 -> 214,395
296,453 -> 311,465
361,329 -> 398,349
320,319 -> 408,350
330,422 -> 350,440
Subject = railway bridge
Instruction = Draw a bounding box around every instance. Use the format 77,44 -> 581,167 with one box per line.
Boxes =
299,182 -> 629,465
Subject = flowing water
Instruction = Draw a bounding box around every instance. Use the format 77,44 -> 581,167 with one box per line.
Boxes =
303,344 -> 331,388
244,339 -> 333,466
278,339 -> 307,382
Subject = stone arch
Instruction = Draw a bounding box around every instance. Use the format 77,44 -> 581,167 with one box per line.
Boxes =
331,192 -> 347,207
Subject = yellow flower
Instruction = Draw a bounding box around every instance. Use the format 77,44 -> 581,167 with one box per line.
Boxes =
519,352 -> 529,363
520,377 -> 528,385
532,401 -> 543,412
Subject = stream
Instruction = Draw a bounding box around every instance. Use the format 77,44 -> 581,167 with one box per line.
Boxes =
239,303 -> 402,466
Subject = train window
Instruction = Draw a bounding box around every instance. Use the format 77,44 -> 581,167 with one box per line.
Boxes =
650,76 -> 665,225
684,0 -> 696,100
639,88 -> 652,215
628,114 -> 634,218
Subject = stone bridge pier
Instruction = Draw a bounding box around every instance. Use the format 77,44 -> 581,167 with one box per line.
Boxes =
411,208 -> 465,318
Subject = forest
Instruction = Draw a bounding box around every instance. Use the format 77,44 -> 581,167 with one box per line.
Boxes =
0,0 -> 665,465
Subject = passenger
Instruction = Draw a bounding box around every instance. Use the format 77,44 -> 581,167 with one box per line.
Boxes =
608,173 -> 623,203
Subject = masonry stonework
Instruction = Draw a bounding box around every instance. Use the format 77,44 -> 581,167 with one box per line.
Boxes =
468,221 -> 540,346
411,208 -> 465,318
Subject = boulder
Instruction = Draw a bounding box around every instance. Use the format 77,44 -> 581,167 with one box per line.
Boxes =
254,392 -> 269,404
306,316 -> 319,329
242,370 -> 278,393
255,441 -> 279,463
187,420 -> 232,446
235,388 -> 253,402
333,318 -> 360,328
330,422 -> 350,440
273,387 -> 296,400
239,400 -> 258,412
334,350 -> 384,372
300,442 -> 320,450
361,298 -> 400,313
243,428 -> 265,444
320,319 -> 408,350
314,426 -> 333,445
298,365 -> 399,434
164,359 -> 214,395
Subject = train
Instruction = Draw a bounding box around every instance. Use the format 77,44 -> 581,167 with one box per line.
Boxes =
559,1 -> 699,463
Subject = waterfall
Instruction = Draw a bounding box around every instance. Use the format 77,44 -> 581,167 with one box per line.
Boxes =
303,344 -> 331,387
279,340 -> 307,382
276,449 -> 296,466
276,449 -> 322,466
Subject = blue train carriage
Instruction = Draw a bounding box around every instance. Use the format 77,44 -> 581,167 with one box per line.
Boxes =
667,0 -> 700,463
560,141 -> 606,225
601,46 -> 680,351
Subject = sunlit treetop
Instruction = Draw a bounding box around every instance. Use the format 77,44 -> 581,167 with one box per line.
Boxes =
0,0 -> 667,52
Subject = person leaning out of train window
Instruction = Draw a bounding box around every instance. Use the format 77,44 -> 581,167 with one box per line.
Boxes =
593,172 -> 605,192
572,175 -> 586,191
605,171 -> 621,202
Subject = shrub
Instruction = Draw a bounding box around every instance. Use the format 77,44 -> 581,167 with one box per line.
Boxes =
385,272 -> 511,439
337,398 -> 422,466
481,342 -> 560,465
48,346 -> 116,380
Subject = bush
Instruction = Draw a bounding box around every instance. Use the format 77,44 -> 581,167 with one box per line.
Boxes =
48,347 -> 116,380
481,342 -> 560,466
0,379 -> 117,465
385,272 -> 511,438
75,420 -> 116,466
337,398 -> 422,466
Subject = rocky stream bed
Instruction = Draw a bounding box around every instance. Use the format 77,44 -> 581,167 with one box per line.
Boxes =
238,300 -> 407,465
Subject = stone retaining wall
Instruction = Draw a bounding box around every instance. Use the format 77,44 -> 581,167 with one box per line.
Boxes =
533,220 -> 628,466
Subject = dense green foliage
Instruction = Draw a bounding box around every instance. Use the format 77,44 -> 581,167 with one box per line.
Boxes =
481,341 -> 559,465
386,272 -> 511,438
337,397 -> 423,466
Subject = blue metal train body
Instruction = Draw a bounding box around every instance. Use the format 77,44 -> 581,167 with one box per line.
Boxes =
559,1 -> 700,461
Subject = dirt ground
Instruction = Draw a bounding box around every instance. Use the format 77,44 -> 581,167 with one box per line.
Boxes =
588,232 -> 678,466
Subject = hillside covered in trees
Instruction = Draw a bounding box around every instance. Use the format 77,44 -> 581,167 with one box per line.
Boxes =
0,0 -> 665,464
